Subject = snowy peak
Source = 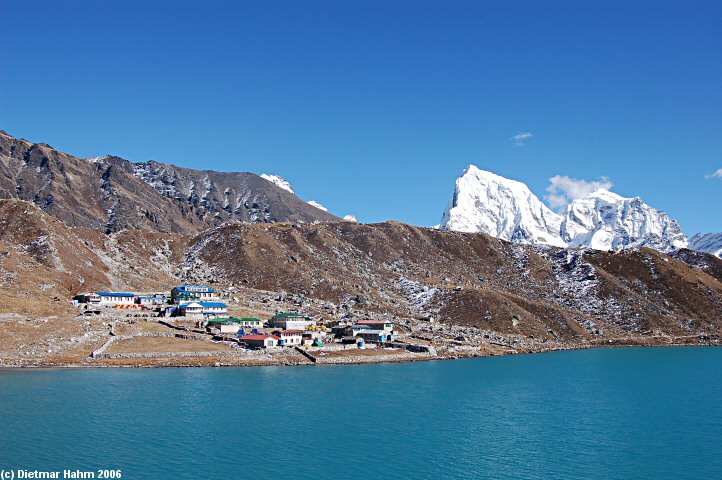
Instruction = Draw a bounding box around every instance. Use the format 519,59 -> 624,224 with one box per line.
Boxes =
260,174 -> 294,194
690,233 -> 722,258
85,155 -> 113,165
563,189 -> 688,251
580,188 -> 625,202
440,165 -> 566,247
307,200 -> 328,212
440,165 -> 689,253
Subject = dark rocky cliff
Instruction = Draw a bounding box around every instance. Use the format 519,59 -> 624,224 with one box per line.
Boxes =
0,130 -> 338,234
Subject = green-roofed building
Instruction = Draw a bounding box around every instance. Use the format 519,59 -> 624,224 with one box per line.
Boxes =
207,317 -> 263,328
235,317 -> 264,328
205,317 -> 264,334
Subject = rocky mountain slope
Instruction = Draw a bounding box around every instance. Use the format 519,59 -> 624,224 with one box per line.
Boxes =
690,233 -> 722,258
1,199 -> 720,362
0,131 -> 338,234
440,165 -> 688,252
181,218 -> 721,344
0,199 -> 188,315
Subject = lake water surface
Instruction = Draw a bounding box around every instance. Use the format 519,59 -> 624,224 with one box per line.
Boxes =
1,347 -> 721,479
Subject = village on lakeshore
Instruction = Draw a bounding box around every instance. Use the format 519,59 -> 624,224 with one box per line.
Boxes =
72,284 -> 403,356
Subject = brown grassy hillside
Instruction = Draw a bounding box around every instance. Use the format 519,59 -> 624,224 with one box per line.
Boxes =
184,221 -> 722,343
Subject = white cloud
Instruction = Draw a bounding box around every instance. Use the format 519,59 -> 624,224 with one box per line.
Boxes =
510,132 -> 533,146
545,175 -> 613,210
705,168 -> 722,179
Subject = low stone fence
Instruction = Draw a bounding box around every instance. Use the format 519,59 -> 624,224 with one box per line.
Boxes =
91,334 -> 131,358
92,350 -> 239,360
315,350 -> 421,365
307,343 -> 378,352
89,332 -> 240,359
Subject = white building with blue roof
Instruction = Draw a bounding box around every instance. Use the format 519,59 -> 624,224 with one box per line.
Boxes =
95,292 -> 136,306
177,301 -> 228,319
171,285 -> 218,304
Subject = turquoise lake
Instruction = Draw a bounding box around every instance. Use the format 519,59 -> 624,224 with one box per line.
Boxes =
1,347 -> 721,479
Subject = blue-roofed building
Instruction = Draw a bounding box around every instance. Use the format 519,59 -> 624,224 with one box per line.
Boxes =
95,292 -> 136,306
171,285 -> 218,304
176,301 -> 228,319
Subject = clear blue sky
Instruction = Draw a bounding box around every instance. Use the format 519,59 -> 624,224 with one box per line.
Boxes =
1,0 -> 720,234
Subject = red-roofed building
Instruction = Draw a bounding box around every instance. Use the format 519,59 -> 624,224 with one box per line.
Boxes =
272,330 -> 304,347
239,334 -> 279,349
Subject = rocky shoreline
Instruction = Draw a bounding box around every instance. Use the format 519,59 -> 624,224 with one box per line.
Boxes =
1,336 -> 716,370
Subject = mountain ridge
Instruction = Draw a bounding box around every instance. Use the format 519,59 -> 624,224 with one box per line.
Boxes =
690,233 -> 722,258
0,131 -> 339,234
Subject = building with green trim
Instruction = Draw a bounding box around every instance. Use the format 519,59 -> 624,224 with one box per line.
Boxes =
206,317 -> 263,332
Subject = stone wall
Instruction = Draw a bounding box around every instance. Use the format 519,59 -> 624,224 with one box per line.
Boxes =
89,332 -> 240,359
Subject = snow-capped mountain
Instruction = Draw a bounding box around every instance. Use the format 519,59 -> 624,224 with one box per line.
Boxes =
440,165 -> 689,252
689,233 -> 722,258
261,174 -> 294,194
562,189 -> 688,251
343,214 -> 358,222
440,166 -> 566,246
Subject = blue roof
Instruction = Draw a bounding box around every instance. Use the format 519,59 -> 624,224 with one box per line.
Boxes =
198,302 -> 227,308
96,292 -> 135,297
174,285 -> 215,293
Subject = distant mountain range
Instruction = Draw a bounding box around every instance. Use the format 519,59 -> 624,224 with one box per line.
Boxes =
0,131 -> 338,234
439,165 -> 705,254
1,131 -> 719,258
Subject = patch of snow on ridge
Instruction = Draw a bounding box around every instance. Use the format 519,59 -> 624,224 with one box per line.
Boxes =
261,174 -> 294,194
307,200 -> 328,212
398,276 -> 437,313
85,155 -> 109,165
133,162 -> 181,198
689,233 -> 722,258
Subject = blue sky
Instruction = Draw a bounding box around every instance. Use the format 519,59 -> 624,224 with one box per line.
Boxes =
1,0 -> 720,233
